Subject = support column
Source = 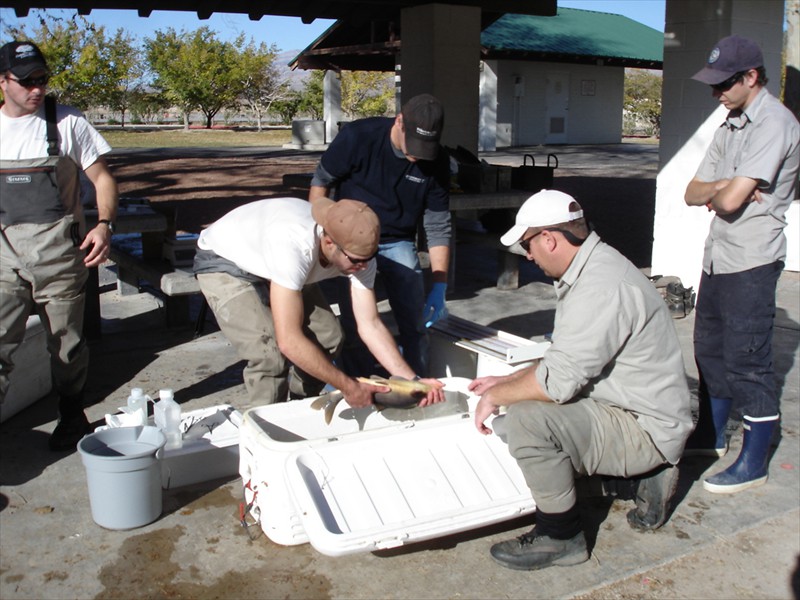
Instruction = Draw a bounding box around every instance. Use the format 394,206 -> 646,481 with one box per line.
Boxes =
323,70 -> 343,143
400,3 -> 481,154
479,60 -> 499,152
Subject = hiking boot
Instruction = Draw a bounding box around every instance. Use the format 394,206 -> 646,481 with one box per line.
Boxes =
627,464 -> 679,531
49,411 -> 90,452
490,528 -> 589,571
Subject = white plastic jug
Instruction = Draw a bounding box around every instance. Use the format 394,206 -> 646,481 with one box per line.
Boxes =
154,389 -> 182,450
126,388 -> 150,427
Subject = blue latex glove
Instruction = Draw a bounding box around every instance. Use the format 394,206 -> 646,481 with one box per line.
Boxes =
423,282 -> 448,328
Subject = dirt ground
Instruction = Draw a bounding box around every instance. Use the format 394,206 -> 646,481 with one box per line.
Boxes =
104,145 -> 658,269
105,148 -> 321,234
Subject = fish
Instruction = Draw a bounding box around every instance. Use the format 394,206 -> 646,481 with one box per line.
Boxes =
379,389 -> 470,422
310,390 -> 345,425
310,376 -> 432,425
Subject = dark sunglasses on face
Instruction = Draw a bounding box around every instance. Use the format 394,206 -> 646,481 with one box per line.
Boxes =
711,71 -> 745,93
519,230 -> 545,253
7,74 -> 50,88
520,227 -> 587,252
336,243 -> 376,265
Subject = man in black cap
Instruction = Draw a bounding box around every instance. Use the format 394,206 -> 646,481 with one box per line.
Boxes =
684,35 -> 800,493
0,41 -> 119,450
309,94 -> 451,378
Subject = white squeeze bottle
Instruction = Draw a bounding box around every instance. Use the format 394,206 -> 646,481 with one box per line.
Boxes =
154,389 -> 182,449
127,387 -> 150,427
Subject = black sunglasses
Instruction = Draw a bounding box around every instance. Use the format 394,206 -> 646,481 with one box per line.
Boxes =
711,71 -> 745,93
336,243 -> 376,265
519,230 -> 545,253
7,74 -> 50,88
520,227 -> 587,252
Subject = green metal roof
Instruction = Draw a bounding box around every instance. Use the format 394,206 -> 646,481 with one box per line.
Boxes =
482,7 -> 663,67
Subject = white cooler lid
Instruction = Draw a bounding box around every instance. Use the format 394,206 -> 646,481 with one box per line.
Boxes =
284,413 -> 535,557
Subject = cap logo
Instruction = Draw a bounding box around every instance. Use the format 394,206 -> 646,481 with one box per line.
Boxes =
708,47 -> 720,64
415,126 -> 437,138
15,44 -> 39,59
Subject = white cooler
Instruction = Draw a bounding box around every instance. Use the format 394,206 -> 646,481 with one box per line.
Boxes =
1,315 -> 52,423
238,377 -> 536,556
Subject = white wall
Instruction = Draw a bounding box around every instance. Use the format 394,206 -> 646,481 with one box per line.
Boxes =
494,60 -> 624,146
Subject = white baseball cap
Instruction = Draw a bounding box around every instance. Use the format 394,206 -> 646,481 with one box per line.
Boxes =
500,190 -> 584,247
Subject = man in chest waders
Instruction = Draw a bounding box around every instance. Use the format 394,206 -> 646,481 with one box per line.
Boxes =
0,41 -> 119,451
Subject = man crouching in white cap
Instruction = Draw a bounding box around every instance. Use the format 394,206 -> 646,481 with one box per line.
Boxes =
468,190 -> 692,571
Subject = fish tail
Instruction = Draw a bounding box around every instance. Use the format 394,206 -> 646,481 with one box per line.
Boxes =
324,403 -> 336,425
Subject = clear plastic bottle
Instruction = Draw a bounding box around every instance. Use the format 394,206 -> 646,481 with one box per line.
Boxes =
154,389 -> 182,449
126,387 -> 150,427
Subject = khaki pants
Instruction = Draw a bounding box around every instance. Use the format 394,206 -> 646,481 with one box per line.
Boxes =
197,272 -> 343,404
0,217 -> 88,402
505,398 -> 668,514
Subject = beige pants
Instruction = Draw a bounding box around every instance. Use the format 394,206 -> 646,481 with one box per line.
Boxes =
0,216 -> 88,402
197,272 -> 343,404
506,398 -> 669,514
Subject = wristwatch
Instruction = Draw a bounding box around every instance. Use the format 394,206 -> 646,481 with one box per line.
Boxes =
98,219 -> 116,233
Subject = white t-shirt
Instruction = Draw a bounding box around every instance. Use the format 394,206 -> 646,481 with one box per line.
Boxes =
197,197 -> 377,291
0,102 -> 111,167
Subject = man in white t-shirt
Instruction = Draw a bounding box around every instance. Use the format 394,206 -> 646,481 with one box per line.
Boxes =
0,40 -> 118,451
194,196 -> 444,408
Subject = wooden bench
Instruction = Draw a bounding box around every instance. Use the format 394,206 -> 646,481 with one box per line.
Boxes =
282,172 -> 314,189
110,234 -> 200,327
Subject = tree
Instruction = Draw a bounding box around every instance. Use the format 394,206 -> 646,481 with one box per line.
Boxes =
623,69 -> 662,137
236,39 -> 291,130
298,70 -> 324,119
341,71 -> 394,119
128,88 -> 171,124
270,91 -> 303,124
146,27 -> 244,129
102,28 -> 143,127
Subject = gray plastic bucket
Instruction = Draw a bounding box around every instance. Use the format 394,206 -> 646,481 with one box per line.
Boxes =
78,426 -> 167,530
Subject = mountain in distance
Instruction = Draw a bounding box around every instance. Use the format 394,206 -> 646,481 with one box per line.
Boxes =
276,50 -> 310,90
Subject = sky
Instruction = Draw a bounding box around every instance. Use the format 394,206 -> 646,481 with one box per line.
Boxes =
0,1 -> 666,54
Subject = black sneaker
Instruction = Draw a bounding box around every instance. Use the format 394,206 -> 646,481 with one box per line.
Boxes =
48,412 -> 90,452
490,528 -> 589,571
627,464 -> 679,531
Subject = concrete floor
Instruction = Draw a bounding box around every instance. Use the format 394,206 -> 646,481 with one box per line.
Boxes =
1,144 -> 798,599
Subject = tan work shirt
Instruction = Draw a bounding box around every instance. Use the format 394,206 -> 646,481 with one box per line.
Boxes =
535,232 -> 693,464
695,88 -> 800,274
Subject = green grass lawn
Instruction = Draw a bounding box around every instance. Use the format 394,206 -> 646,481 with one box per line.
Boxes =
100,127 -> 293,148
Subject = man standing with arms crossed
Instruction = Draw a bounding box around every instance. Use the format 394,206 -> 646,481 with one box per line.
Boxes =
684,35 -> 799,493
0,41 -> 118,450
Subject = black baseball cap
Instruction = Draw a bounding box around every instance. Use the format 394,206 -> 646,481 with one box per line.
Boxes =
691,35 -> 763,85
402,94 -> 444,161
0,41 -> 49,78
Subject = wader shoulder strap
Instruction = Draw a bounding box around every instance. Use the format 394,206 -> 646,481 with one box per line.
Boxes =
44,96 -> 59,157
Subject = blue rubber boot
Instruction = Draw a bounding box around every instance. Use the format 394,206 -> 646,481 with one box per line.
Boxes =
683,396 -> 732,457
703,416 -> 779,494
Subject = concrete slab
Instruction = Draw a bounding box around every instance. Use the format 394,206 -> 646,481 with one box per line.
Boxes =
1,145 -> 798,599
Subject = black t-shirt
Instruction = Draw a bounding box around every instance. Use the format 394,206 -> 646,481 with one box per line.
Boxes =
318,117 -> 451,244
